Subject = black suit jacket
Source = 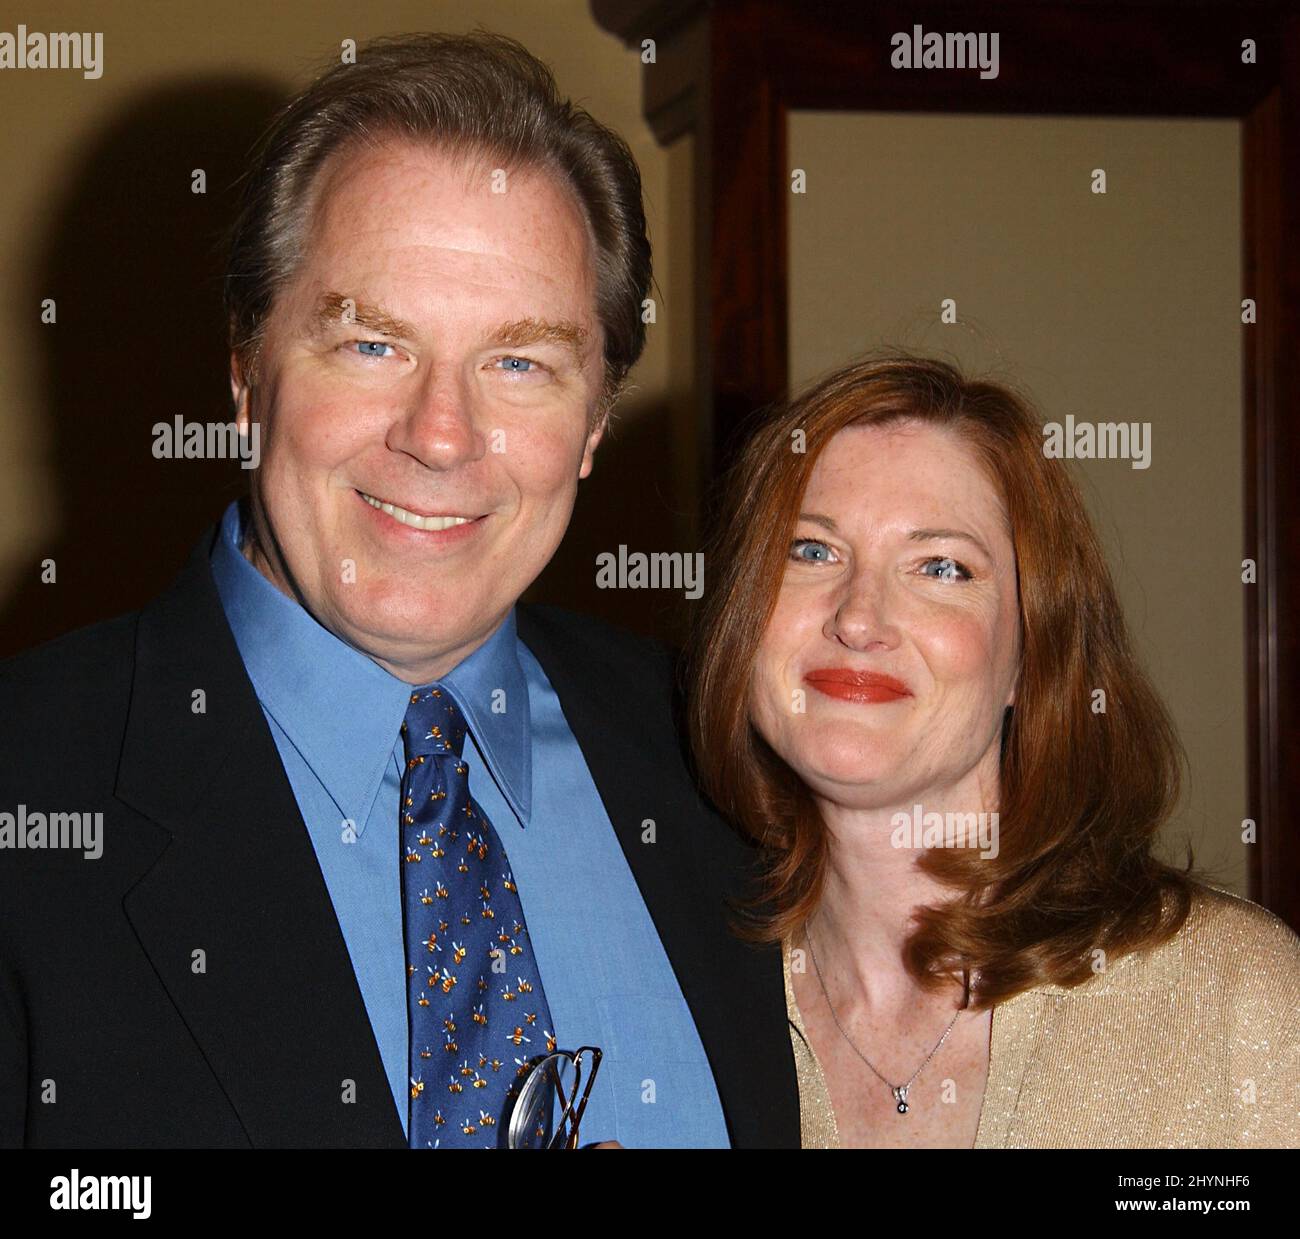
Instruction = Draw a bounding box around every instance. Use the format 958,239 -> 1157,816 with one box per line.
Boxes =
0,524 -> 799,1148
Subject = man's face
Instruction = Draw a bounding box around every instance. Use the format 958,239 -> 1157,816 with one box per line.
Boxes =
232,139 -> 606,682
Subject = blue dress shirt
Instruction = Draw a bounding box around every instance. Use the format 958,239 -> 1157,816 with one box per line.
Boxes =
208,499 -> 728,1147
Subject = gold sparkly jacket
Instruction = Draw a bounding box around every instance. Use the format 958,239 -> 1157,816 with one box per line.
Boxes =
784,884 -> 1300,1147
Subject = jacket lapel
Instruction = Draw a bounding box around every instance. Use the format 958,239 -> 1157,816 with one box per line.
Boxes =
515,605 -> 801,1148
115,524 -> 404,1148
110,528 -> 797,1147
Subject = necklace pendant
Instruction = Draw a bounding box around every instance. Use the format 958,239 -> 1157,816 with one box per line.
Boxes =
893,1086 -> 909,1115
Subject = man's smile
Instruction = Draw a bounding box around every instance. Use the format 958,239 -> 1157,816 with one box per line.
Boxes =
356,489 -> 484,532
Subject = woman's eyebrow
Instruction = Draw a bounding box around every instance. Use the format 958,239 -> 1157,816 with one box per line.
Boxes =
795,509 -> 987,553
797,512 -> 839,533
908,527 -> 993,559
797,514 -> 994,560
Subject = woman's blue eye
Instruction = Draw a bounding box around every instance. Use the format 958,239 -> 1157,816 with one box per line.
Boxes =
352,340 -> 394,359
790,538 -> 833,562
920,556 -> 972,582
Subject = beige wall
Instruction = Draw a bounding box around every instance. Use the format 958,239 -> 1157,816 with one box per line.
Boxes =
788,110 -> 1245,892
0,0 -> 688,640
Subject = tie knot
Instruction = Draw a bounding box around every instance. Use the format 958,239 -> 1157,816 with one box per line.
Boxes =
401,684 -> 467,762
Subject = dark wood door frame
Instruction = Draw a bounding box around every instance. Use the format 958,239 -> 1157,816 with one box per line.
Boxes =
594,0 -> 1300,928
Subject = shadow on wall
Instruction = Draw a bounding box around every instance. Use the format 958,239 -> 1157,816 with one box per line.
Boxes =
0,78 -> 284,659
526,400 -> 691,648
0,78 -> 691,659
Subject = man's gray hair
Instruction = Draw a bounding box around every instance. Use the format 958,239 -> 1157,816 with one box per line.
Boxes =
223,29 -> 652,420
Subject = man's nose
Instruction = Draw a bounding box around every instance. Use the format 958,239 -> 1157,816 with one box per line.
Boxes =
387,366 -> 485,470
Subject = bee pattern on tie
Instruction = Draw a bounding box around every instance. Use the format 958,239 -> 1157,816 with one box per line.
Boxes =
400,685 -> 555,1148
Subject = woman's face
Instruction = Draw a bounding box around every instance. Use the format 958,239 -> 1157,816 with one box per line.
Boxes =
750,420 -> 1021,811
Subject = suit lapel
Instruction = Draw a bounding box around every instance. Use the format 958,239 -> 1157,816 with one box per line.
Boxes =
110,531 -> 797,1147
115,525 -> 404,1148
515,605 -> 801,1148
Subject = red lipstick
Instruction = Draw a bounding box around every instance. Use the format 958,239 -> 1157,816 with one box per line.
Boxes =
803,668 -> 912,704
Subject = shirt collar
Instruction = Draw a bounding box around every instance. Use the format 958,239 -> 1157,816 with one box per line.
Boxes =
209,498 -> 532,832
438,606 -> 532,827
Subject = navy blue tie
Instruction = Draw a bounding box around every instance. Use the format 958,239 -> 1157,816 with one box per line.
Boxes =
400,684 -> 555,1148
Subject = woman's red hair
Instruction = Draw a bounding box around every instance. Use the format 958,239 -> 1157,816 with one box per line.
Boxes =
686,354 -> 1196,1008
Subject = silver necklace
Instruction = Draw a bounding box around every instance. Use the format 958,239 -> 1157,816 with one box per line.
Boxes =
805,915 -> 965,1115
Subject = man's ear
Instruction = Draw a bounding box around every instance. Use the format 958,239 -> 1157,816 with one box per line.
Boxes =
229,349 -> 253,431
578,407 -> 608,480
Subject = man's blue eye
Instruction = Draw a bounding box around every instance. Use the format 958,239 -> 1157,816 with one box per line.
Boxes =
790,538 -> 832,562
920,556 -> 972,582
497,356 -> 536,373
353,340 -> 394,359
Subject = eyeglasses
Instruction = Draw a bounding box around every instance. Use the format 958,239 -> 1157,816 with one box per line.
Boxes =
506,1046 -> 603,1149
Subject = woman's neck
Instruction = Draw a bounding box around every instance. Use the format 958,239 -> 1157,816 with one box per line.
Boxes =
803,760 -> 998,1020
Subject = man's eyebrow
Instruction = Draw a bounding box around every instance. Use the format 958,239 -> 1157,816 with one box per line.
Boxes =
489,316 -> 590,368
311,292 -> 417,340
308,295 -> 591,368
